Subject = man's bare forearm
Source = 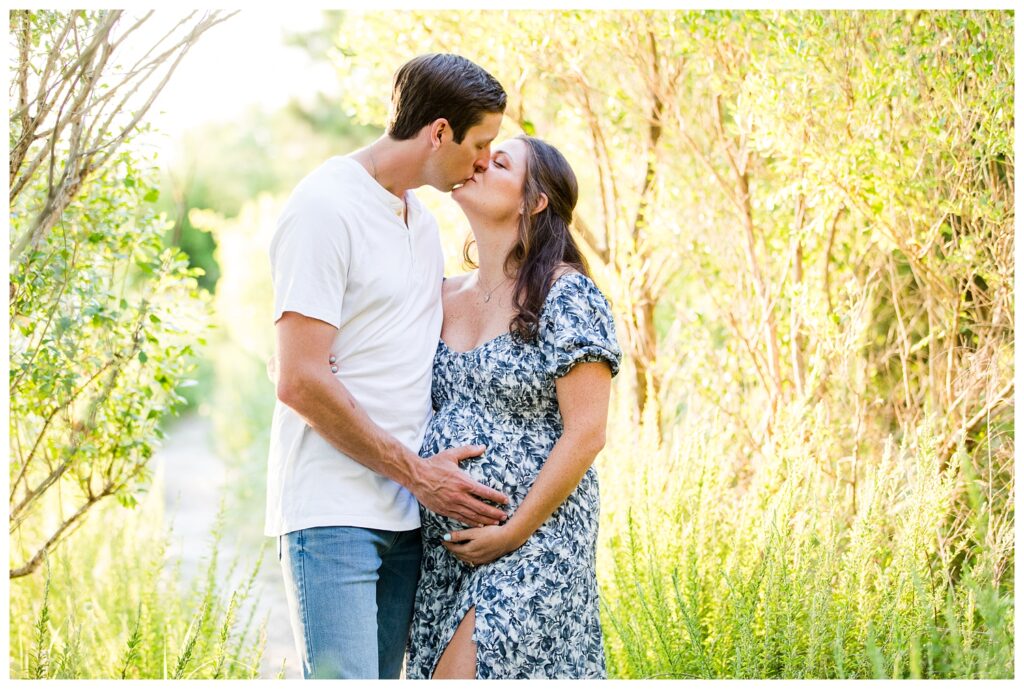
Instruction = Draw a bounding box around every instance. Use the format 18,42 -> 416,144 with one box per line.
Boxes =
277,364 -> 424,490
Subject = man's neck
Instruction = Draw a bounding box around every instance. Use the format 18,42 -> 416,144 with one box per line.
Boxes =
353,136 -> 425,199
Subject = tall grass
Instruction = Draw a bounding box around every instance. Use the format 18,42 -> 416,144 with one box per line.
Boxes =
8,480 -> 267,679
597,394 -> 1014,679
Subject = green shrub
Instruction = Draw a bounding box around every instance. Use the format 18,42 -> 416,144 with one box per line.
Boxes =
598,410 -> 1014,679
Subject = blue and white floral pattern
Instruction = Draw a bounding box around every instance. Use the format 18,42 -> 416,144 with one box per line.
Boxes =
406,273 -> 621,679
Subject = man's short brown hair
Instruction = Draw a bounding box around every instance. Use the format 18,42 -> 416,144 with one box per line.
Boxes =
387,54 -> 506,143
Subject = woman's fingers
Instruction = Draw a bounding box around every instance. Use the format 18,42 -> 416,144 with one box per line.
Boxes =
444,528 -> 475,543
442,541 -> 477,566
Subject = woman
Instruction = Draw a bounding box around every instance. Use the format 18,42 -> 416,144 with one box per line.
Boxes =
405,135 -> 621,679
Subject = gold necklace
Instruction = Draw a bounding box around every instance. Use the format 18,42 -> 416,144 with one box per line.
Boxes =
478,273 -> 509,303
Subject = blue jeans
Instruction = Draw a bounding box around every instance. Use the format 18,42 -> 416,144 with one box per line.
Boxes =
278,526 -> 422,679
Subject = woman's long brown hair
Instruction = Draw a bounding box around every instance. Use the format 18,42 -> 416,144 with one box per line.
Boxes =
464,135 -> 590,342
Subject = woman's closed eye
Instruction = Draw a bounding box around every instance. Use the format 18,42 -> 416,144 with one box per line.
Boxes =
491,152 -> 510,170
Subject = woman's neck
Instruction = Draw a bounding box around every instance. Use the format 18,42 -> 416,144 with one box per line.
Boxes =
471,220 -> 519,288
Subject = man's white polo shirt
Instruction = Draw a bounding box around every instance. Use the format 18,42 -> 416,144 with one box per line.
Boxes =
265,156 -> 444,536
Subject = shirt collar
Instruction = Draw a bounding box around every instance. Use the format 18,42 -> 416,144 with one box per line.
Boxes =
338,156 -> 419,222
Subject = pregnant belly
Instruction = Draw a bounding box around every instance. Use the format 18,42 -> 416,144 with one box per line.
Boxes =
419,412 -> 556,534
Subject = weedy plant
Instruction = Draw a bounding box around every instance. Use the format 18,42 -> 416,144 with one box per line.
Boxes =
9,489 -> 268,679
597,400 -> 1013,679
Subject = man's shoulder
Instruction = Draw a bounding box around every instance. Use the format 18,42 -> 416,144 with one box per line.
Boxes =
276,158 -> 373,236
288,157 -> 360,206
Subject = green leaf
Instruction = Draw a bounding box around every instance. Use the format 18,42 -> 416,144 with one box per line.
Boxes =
116,493 -> 139,509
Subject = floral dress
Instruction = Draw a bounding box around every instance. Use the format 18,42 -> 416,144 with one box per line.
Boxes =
406,273 -> 622,679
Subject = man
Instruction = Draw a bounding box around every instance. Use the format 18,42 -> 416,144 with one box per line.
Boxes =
266,54 -> 509,679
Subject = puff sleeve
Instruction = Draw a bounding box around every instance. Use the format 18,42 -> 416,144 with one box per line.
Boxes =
541,274 -> 622,379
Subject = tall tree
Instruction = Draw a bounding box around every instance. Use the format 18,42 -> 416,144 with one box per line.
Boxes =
9,10 -> 236,578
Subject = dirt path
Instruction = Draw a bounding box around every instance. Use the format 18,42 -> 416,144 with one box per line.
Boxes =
156,413 -> 298,678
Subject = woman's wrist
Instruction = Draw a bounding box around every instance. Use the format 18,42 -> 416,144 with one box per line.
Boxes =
502,517 -> 534,550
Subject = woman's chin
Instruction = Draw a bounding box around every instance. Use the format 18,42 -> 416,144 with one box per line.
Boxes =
451,185 -> 473,205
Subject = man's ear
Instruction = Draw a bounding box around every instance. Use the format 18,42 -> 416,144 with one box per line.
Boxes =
530,193 -> 549,216
428,118 -> 449,151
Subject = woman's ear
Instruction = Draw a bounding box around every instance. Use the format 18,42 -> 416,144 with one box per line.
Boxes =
530,193 -> 549,216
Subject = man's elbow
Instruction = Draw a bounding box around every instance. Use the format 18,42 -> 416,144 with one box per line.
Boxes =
275,377 -> 298,408
276,367 -> 314,410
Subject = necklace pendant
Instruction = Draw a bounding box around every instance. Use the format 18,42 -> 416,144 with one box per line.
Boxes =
484,294 -> 491,303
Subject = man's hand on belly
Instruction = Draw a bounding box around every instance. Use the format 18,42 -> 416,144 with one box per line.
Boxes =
412,446 -> 510,527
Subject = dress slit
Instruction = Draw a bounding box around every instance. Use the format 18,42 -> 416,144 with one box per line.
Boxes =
428,595 -> 480,679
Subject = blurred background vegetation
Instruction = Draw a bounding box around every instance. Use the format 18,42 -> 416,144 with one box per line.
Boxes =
9,9 -> 1014,679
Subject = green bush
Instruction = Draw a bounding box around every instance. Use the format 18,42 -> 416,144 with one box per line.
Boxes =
598,409 -> 1014,679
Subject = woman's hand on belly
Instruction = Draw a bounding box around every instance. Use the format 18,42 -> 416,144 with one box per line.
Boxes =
441,524 -> 527,568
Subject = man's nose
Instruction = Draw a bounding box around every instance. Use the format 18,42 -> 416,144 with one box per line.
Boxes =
473,149 -> 491,172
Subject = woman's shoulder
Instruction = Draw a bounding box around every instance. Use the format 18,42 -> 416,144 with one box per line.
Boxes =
549,263 -> 581,284
539,267 -> 622,375
546,265 -> 601,300
541,268 -> 613,327
545,264 -> 588,295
